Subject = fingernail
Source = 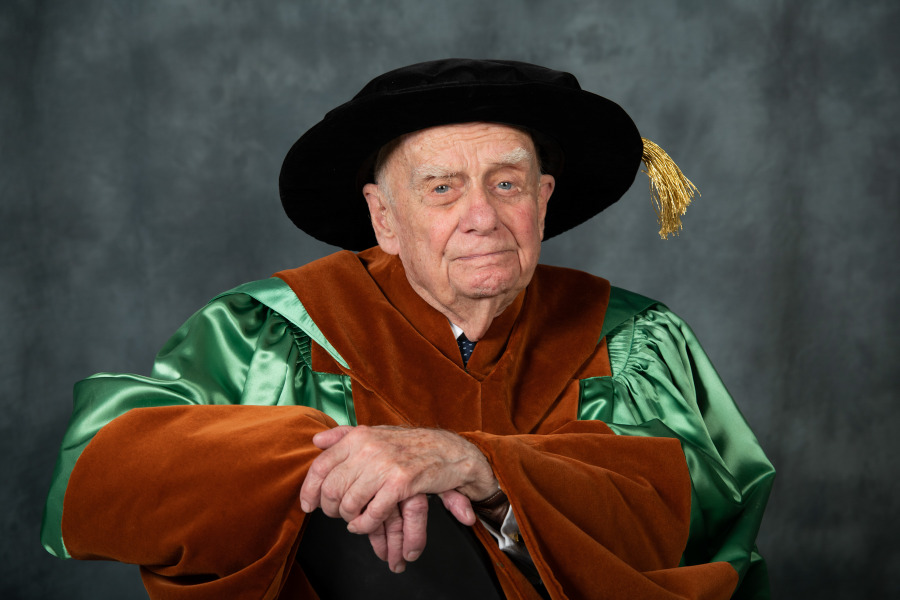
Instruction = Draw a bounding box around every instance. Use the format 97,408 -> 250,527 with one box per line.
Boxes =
391,563 -> 406,574
465,508 -> 473,522
346,523 -> 358,534
405,551 -> 420,562
300,500 -> 310,513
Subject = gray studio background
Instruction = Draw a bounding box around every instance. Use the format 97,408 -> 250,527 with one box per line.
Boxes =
2,1 -> 898,598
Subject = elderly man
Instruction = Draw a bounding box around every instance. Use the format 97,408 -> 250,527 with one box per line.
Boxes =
42,60 -> 774,600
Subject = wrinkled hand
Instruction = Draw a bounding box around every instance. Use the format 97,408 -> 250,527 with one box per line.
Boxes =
364,491 -> 473,572
299,425 -> 499,572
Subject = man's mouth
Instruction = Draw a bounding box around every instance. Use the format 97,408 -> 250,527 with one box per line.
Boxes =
455,250 -> 512,261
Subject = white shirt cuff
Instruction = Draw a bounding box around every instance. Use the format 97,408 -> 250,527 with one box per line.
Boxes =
479,505 -> 534,565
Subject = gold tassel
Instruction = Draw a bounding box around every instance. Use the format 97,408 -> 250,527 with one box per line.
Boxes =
641,138 -> 699,239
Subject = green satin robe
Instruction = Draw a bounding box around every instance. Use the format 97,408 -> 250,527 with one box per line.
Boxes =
41,277 -> 774,599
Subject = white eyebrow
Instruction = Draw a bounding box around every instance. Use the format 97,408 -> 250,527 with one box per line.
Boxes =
411,165 -> 458,181
494,147 -> 533,166
408,146 -> 534,186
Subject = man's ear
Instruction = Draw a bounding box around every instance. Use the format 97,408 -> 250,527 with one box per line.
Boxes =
537,174 -> 554,240
363,183 -> 400,255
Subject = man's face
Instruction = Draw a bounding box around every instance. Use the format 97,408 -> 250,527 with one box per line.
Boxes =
364,123 -> 554,317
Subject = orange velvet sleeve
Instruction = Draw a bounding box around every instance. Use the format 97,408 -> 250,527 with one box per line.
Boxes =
461,420 -> 739,600
62,405 -> 336,600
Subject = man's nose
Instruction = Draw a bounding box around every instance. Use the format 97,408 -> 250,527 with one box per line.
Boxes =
459,185 -> 500,233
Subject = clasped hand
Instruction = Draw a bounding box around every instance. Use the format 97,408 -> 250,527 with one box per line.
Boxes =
298,425 -> 499,573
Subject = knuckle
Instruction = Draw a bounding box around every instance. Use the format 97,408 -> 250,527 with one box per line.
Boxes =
349,425 -> 369,439
387,470 -> 416,496
320,478 -> 343,502
308,460 -> 330,479
346,487 -> 370,508
340,493 -> 364,517
403,499 -> 428,519
364,503 -> 390,523
386,522 -> 404,539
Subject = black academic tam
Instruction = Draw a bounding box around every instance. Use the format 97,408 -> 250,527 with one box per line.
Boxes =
279,58 -> 643,250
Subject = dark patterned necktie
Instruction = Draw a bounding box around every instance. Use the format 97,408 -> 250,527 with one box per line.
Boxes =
457,333 -> 476,367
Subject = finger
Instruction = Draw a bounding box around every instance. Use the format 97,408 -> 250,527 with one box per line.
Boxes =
439,489 -> 475,526
299,441 -> 353,513
311,425 -> 356,450
337,475 -> 382,523
368,523 -> 388,562
318,465 -> 357,518
400,494 -> 429,562
346,486 -> 403,534
382,507 -> 406,573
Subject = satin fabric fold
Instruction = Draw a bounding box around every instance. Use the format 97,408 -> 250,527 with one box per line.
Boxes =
580,307 -> 775,594
41,287 -> 354,559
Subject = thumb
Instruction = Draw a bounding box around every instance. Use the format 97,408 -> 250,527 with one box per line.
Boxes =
312,425 -> 355,449
439,489 -> 475,526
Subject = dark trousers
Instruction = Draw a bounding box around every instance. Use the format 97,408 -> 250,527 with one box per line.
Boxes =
297,495 -> 508,599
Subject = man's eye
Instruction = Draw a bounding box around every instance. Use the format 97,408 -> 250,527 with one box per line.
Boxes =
497,181 -> 514,191
434,184 -> 450,194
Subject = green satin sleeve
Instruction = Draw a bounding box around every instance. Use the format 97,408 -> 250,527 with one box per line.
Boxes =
579,304 -> 775,599
40,278 -> 354,559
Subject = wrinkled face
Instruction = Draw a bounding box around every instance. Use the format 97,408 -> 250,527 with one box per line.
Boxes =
364,123 -> 554,314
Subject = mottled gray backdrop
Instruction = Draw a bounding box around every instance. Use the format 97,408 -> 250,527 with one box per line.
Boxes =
2,1 -> 898,598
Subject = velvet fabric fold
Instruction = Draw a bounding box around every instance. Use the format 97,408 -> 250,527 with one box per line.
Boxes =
274,247 -> 739,599
462,423 -> 737,599
63,405 -> 336,599
274,247 -> 612,435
